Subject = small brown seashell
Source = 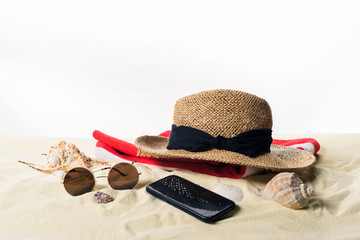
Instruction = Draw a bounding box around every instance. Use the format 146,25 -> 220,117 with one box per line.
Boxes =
93,191 -> 112,204
251,172 -> 313,210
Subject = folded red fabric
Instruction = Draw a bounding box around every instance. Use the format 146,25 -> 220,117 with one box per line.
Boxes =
93,130 -> 320,178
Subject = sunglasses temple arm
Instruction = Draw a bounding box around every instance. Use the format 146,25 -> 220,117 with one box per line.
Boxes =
130,161 -> 141,175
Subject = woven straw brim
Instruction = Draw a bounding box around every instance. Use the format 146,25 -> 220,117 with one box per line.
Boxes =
134,136 -> 316,171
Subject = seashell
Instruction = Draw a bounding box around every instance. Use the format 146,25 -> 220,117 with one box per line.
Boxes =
213,184 -> 244,202
250,172 -> 313,210
19,141 -> 110,173
93,191 -> 112,204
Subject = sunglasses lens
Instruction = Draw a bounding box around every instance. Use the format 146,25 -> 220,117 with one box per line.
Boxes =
108,163 -> 139,190
63,168 -> 95,196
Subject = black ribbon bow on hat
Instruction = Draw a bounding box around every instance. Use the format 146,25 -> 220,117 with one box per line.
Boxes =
167,125 -> 272,158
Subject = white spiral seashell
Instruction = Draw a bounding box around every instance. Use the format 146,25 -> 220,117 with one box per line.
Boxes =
254,172 -> 313,210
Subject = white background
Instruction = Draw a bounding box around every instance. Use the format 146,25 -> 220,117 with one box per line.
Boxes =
1,0 -> 359,139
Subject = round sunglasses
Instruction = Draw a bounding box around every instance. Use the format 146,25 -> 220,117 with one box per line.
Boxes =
63,162 -> 140,196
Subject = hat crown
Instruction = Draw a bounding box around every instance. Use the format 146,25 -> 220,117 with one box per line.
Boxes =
173,89 -> 273,138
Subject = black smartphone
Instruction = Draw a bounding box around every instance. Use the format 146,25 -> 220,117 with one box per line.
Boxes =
146,175 -> 236,223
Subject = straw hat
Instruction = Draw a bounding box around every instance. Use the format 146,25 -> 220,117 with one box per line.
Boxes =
134,89 -> 316,170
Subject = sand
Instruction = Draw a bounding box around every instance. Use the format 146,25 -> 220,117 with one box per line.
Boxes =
0,134 -> 359,240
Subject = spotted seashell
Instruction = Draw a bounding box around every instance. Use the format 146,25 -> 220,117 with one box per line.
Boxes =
49,156 -> 61,166
252,172 -> 313,210
19,141 -> 109,173
94,191 -> 112,204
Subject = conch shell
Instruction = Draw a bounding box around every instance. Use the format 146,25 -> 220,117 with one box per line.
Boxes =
19,141 -> 106,173
250,172 -> 313,210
